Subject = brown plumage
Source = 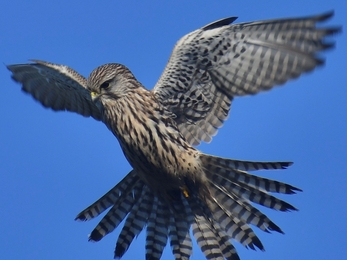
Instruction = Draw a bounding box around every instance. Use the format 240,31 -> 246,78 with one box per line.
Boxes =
7,12 -> 340,260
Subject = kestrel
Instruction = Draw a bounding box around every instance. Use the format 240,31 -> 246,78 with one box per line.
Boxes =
7,12 -> 339,260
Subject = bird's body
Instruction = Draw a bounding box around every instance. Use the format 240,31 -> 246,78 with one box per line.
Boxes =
88,65 -> 201,202
7,12 -> 340,260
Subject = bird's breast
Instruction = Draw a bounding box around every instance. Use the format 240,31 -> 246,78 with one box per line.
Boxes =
102,92 -> 205,197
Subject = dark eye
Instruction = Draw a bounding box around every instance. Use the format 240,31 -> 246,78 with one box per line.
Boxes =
100,80 -> 111,89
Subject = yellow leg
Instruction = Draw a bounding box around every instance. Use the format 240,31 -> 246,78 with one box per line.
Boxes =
182,186 -> 189,198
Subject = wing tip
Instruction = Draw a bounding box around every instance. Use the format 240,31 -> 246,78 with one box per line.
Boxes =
315,10 -> 334,22
6,64 -> 14,72
202,16 -> 238,30
28,59 -> 48,65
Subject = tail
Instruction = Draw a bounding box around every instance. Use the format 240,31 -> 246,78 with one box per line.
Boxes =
75,170 -> 194,259
194,154 -> 301,255
75,156 -> 300,260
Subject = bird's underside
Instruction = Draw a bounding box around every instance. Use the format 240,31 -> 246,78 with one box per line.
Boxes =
7,11 -> 340,260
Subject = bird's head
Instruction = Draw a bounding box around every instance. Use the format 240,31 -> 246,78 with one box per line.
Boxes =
87,63 -> 139,104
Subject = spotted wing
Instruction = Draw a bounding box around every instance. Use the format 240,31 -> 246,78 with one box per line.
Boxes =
7,60 -> 102,120
153,12 -> 339,146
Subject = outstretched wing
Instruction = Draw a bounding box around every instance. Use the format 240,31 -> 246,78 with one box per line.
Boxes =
7,60 -> 102,121
153,12 -> 339,146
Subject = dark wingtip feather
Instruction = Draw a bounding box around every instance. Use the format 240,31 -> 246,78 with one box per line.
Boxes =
325,27 -> 342,36
7,67 -> 22,84
322,42 -> 336,50
6,64 -> 14,72
315,10 -> 334,22
28,59 -> 52,66
11,75 -> 20,84
314,57 -> 326,67
202,17 -> 238,30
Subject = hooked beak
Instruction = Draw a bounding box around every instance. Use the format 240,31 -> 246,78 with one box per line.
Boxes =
90,91 -> 98,101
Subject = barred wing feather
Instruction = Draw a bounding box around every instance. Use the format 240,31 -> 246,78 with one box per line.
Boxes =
153,12 -> 339,145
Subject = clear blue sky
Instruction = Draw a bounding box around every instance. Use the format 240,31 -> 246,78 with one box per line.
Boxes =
1,1 -> 346,259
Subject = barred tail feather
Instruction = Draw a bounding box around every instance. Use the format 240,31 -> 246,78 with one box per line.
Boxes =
75,155 -> 300,260
145,197 -> 170,260
211,172 -> 298,212
208,182 -> 283,234
209,217 -> 240,260
190,199 -> 225,260
214,231 -> 240,260
192,216 -> 224,260
198,153 -> 300,255
115,185 -> 154,258
188,197 -> 240,260
75,170 -> 140,221
201,154 -> 293,171
201,154 -> 302,194
210,197 -> 263,249
88,179 -> 144,241
169,197 -> 193,260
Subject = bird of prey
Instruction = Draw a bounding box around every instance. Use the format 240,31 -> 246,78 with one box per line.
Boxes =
7,12 -> 339,260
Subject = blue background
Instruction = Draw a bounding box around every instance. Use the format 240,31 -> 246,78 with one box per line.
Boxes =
1,1 -> 346,259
